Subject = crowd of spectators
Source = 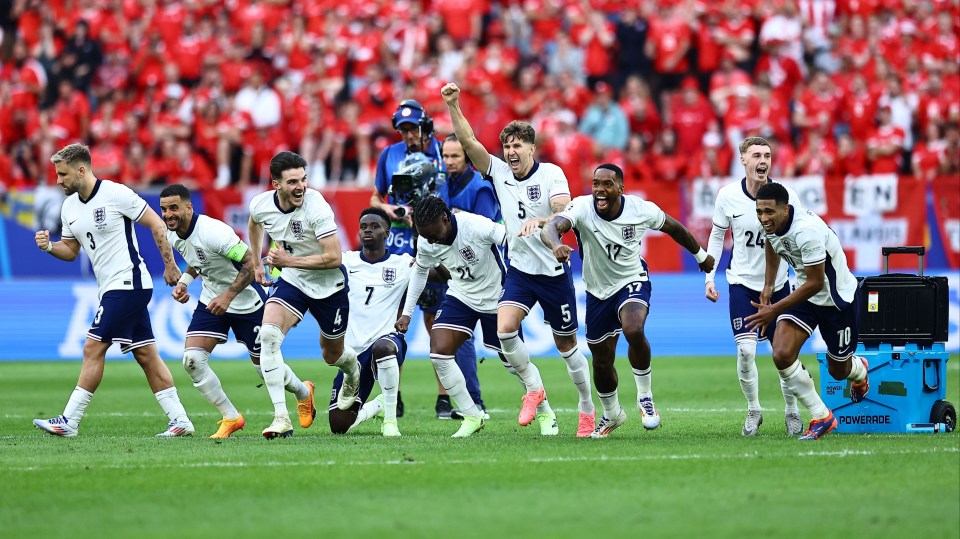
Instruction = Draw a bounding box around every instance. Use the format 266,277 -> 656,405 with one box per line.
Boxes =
0,0 -> 958,198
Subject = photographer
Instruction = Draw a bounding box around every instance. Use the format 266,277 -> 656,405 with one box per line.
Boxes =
370,100 -> 484,419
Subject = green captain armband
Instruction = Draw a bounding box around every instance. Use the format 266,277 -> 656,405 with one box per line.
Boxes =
226,242 -> 249,262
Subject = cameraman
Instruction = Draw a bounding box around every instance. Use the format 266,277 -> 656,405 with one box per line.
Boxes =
370,100 -> 484,419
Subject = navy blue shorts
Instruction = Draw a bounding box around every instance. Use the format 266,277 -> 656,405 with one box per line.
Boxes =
328,332 -> 407,407
585,279 -> 652,344
778,288 -> 861,360
434,295 -> 504,351
267,279 -> 349,339
729,283 -> 790,343
87,289 -> 155,354
187,303 -> 264,358
500,267 -> 578,336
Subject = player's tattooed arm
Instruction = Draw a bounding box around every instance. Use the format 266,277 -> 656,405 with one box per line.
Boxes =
139,205 -> 181,285
207,248 -> 256,316
541,215 -> 574,263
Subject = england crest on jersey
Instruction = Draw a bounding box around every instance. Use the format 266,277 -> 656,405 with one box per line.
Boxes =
622,225 -> 636,242
94,207 -> 106,229
459,246 -> 477,263
195,247 -> 208,264
291,220 -> 304,240
382,267 -> 396,283
526,185 -> 541,201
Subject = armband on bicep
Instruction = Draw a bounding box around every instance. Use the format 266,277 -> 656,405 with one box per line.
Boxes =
225,242 -> 249,263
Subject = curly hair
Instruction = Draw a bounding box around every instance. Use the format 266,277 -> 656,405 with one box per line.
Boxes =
499,120 -> 536,145
411,195 -> 450,228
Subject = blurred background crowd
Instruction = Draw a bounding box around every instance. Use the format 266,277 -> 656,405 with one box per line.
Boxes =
0,0 -> 958,199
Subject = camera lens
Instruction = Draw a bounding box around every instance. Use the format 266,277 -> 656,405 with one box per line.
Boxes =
394,206 -> 407,219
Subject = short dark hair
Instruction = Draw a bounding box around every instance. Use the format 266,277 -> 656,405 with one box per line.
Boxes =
412,195 -> 450,228
159,184 -> 191,200
359,207 -> 391,229
756,182 -> 789,205
499,120 -> 536,145
595,163 -> 624,183
269,151 -> 308,182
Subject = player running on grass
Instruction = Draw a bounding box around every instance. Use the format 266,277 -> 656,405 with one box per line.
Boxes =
542,164 -> 715,438
248,151 -> 361,438
745,182 -> 870,441
442,82 -> 596,437
394,196 -> 509,438
703,136 -> 804,436
33,143 -> 194,437
327,207 -> 416,437
160,184 -> 315,439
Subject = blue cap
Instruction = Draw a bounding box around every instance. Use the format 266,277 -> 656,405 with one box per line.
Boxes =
393,105 -> 424,127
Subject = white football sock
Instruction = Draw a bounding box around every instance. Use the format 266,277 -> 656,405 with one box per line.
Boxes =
183,348 -> 238,420
376,354 -> 400,422
498,355 -> 527,390
845,355 -> 867,382
259,323 -> 289,418
561,346 -> 595,414
283,365 -> 310,401
597,389 -> 622,419
431,353 -> 481,418
632,366 -> 652,400
349,399 -> 384,431
780,377 -> 800,415
154,387 -> 189,423
736,339 -> 761,412
334,345 -> 360,381
63,386 -> 94,429
498,331 -> 543,392
778,360 -> 829,420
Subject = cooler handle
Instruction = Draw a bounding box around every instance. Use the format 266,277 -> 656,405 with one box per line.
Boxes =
881,246 -> 925,276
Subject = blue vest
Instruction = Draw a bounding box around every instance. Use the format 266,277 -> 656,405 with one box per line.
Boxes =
447,168 -> 502,223
374,138 -> 446,255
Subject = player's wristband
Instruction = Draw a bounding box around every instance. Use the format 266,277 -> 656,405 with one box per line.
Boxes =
694,248 -> 708,264
44,242 -> 53,253
177,273 -> 195,287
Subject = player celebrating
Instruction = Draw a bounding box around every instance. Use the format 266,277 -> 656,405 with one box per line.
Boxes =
248,151 -> 361,439
328,207 -> 415,437
704,137 -> 804,436
160,184 -> 315,439
745,182 -> 869,441
394,197 -> 508,438
442,82 -> 596,438
542,164 -> 715,438
33,143 -> 194,437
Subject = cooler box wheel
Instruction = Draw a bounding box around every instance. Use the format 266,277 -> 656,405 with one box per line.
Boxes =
930,400 -> 956,433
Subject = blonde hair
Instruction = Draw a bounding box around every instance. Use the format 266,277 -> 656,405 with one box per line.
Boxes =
50,143 -> 92,167
738,136 -> 771,155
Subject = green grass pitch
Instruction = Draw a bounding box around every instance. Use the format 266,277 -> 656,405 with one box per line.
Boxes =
1,356 -> 957,538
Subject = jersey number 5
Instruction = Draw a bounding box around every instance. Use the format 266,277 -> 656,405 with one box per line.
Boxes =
517,201 -> 526,219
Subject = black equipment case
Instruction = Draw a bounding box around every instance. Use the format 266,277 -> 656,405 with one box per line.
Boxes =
857,246 -> 949,346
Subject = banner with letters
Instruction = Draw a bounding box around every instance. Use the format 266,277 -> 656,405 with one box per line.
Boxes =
686,174 -> 937,272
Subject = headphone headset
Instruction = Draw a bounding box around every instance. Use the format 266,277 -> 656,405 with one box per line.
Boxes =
391,99 -> 434,136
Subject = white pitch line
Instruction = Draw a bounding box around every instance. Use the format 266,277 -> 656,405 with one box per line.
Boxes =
3,447 -> 957,472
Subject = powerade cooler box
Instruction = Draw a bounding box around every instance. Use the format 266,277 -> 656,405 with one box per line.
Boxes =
817,247 -> 955,433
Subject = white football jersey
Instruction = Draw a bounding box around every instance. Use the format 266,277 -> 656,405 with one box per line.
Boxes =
415,212 -> 507,313
60,179 -> 152,297
764,206 -> 858,309
248,189 -> 344,300
709,179 -> 801,291
342,250 -> 413,352
168,214 -> 265,314
558,195 -> 665,300
486,156 -> 570,277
